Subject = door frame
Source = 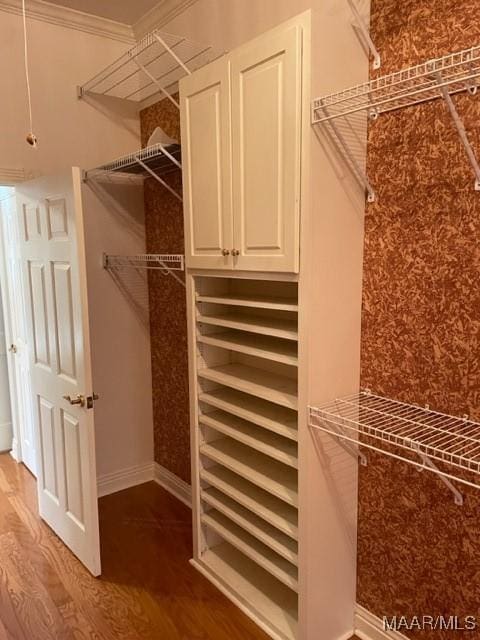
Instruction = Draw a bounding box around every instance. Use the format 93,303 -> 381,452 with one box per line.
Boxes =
0,187 -> 36,469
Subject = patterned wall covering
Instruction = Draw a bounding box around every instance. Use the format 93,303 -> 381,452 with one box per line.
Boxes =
140,98 -> 191,483
358,0 -> 480,635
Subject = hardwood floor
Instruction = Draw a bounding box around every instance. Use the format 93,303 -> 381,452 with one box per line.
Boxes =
0,453 -> 270,640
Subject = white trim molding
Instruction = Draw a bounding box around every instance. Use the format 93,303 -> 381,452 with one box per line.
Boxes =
97,462 -> 154,498
355,605 -> 409,640
0,0 -> 134,43
0,168 -> 25,185
154,462 -> 192,508
0,421 -> 12,453
133,0 -> 200,39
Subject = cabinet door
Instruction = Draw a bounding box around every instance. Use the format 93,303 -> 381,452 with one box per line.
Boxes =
180,57 -> 234,269
231,24 -> 303,273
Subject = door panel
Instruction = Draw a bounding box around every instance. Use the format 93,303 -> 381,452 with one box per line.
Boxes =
231,25 -> 303,272
17,169 -> 101,576
180,57 -> 234,269
0,194 -> 36,473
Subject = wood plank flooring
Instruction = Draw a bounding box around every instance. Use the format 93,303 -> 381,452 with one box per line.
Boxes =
0,453 -> 270,640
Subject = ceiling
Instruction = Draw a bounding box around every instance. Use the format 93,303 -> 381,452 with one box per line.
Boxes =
45,0 -> 162,25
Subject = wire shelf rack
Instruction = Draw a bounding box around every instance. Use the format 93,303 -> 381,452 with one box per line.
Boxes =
312,45 -> 480,123
85,143 -> 181,181
85,143 -> 183,200
104,254 -> 184,271
309,390 -> 480,494
79,29 -> 221,106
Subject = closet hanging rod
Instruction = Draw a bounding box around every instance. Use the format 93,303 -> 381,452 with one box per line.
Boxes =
78,28 -> 222,106
312,44 -> 480,123
309,390 -> 480,497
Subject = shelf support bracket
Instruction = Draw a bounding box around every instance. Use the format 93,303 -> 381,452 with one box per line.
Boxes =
347,0 -> 381,70
153,33 -> 192,76
134,155 -> 183,202
413,445 -> 463,505
437,75 -> 480,191
314,418 -> 368,467
155,257 -> 186,288
317,104 -> 375,202
129,53 -> 180,110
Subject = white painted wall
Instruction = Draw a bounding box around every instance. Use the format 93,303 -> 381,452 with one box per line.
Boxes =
81,181 -> 154,484
0,10 -> 139,179
164,3 -> 370,639
0,286 -> 12,452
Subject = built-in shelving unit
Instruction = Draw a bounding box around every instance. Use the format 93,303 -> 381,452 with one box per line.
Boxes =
78,29 -> 221,109
309,390 -> 480,503
192,276 -> 299,640
312,44 -> 480,197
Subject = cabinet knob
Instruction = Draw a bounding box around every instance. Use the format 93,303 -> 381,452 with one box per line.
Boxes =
232,249 -> 240,257
221,249 -> 230,257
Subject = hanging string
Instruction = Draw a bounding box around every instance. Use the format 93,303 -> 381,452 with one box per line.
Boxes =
22,0 -> 37,148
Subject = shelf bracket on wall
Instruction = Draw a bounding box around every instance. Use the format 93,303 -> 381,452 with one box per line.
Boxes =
317,417 -> 368,466
413,444 -> 463,505
315,103 -> 375,202
436,74 -> 480,191
129,53 -> 180,109
134,145 -> 183,202
347,0 -> 381,70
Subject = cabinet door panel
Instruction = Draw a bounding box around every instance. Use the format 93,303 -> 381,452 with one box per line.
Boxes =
231,25 -> 302,273
180,58 -> 233,269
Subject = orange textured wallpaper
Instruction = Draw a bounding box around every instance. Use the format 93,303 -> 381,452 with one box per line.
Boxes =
140,98 -> 191,483
358,1 -> 480,635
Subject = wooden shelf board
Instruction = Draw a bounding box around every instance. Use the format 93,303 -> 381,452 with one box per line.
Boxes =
202,510 -> 298,591
196,543 -> 298,640
199,410 -> 298,468
198,330 -> 298,366
198,364 -> 298,410
202,487 -> 298,564
200,439 -> 298,507
200,388 -> 297,441
200,466 -> 298,540
197,312 -> 298,341
196,293 -> 298,312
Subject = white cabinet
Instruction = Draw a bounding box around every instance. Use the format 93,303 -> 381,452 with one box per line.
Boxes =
180,58 -> 233,270
180,21 -> 304,273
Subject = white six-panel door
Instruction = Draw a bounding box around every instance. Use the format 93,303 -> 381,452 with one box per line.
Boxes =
181,56 -> 234,269
231,24 -> 302,273
16,169 -> 101,576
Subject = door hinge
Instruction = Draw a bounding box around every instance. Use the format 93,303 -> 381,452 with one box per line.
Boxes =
86,393 -> 99,409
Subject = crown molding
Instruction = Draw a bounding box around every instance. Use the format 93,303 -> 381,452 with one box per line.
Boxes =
0,0 -> 135,43
133,0 -> 200,39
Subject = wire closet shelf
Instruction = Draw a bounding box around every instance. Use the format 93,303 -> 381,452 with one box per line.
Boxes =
312,45 -> 480,123
309,390 -> 480,493
84,143 -> 183,200
104,254 -> 184,271
78,29 -> 221,107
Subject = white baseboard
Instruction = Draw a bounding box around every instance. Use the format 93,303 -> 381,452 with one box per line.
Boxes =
355,605 -> 409,640
153,462 -> 191,508
0,421 -> 12,453
97,462 -> 154,498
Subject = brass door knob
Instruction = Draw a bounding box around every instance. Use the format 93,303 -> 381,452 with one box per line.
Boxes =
63,394 -> 85,407
221,249 -> 230,256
